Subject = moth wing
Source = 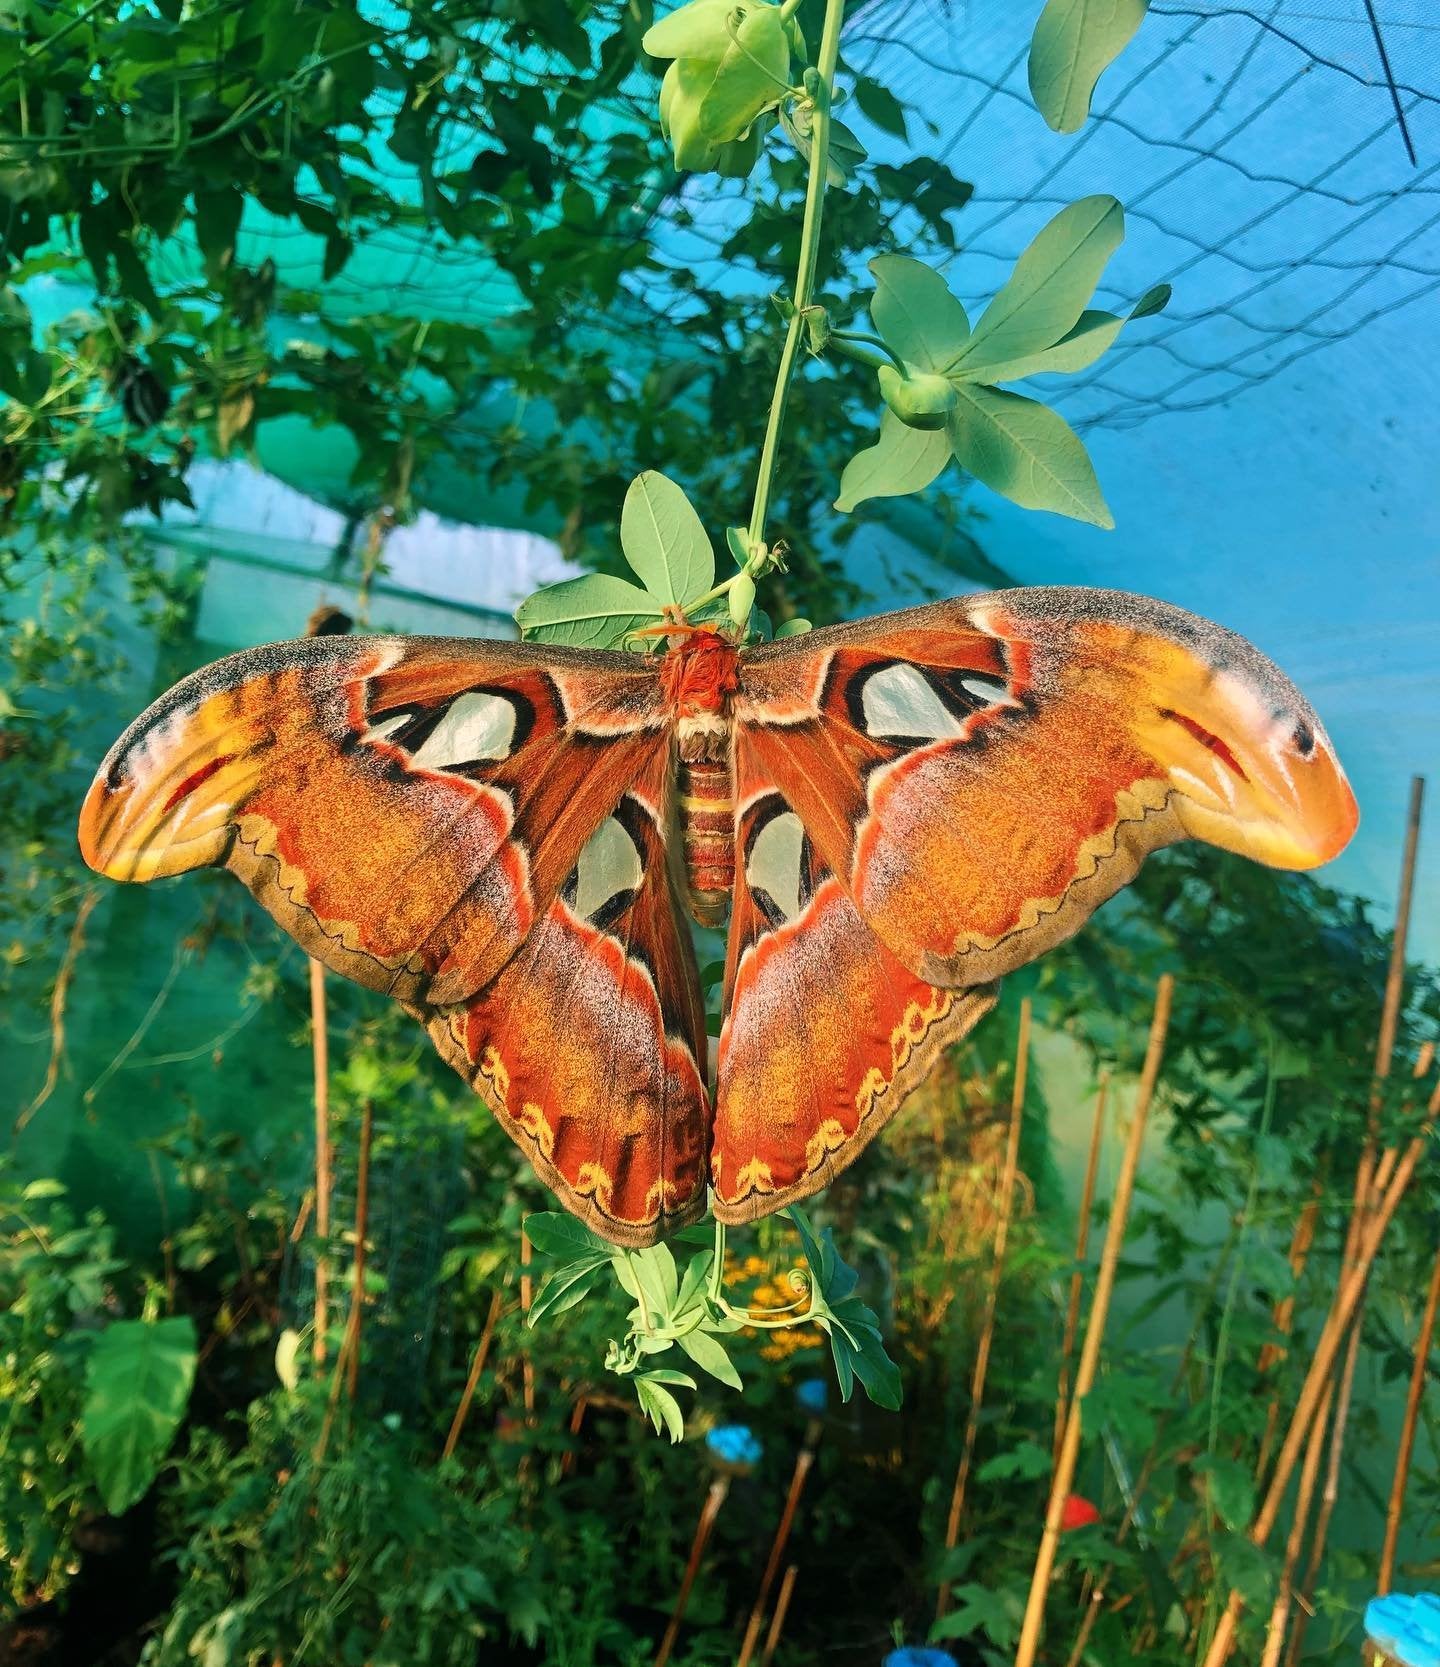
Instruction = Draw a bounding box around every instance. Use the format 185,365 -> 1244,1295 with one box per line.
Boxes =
79,633 -> 669,1006
733,586 -> 1357,988
418,751 -> 710,1247
711,747 -> 996,1223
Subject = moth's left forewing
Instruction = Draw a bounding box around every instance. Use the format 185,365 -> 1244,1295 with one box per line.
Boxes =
417,749 -> 710,1248
734,588 -> 1357,990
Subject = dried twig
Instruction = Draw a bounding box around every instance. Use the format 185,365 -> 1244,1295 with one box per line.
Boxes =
654,1478 -> 729,1667
936,997 -> 1032,1620
441,1288 -> 504,1462
1015,976 -> 1174,1667
16,888 -> 99,1136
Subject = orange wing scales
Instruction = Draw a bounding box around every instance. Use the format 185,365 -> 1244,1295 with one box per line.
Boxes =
419,754 -> 709,1246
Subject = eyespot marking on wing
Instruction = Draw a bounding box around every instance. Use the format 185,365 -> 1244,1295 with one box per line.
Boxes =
858,663 -> 965,742
566,809 -> 644,929
746,804 -> 807,927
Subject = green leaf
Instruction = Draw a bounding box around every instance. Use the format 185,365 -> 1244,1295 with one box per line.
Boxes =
869,254 -> 970,372
977,1440 -> 1053,1482
635,1376 -> 687,1442
515,574 -> 664,649
620,470 -> 715,605
946,383 -> 1113,527
677,1327 -> 743,1389
773,617 -> 812,637
523,1211 -> 612,1264
82,1316 -> 197,1514
835,408 -> 950,513
529,1256 -> 610,1327
962,284 -> 1169,384
853,75 -> 908,139
628,1244 -> 680,1324
1028,0 -> 1149,135
1196,1454 -> 1257,1533
953,196 -> 1124,375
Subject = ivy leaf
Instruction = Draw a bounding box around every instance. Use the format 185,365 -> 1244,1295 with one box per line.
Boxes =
677,1327 -> 743,1390
835,408 -> 949,513
82,1316 -> 197,1514
946,382 -> 1113,527
515,573 -> 663,648
620,470 -> 714,605
869,254 -> 970,372
1028,0 -> 1150,135
952,195 -> 1124,376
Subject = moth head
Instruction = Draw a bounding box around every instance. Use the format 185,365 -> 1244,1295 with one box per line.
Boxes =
1130,647 -> 1358,872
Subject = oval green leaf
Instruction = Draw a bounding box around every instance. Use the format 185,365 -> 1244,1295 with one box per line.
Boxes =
946,383 -> 1113,527
869,254 -> 970,373
515,574 -> 664,649
82,1315 -> 197,1515
953,195 -> 1124,376
835,408 -> 950,513
1028,0 -> 1150,135
621,470 -> 715,604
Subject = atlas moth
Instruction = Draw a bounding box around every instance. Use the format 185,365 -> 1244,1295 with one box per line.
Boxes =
80,586 -> 1357,1246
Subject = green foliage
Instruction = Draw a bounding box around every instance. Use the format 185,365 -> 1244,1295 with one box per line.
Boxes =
1029,0 -> 1152,134
836,200 -> 1168,524
81,1315 -> 197,1515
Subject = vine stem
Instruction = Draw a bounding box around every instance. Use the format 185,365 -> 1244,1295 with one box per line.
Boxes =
744,0 -> 846,554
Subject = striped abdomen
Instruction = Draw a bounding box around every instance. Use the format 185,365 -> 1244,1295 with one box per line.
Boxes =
676,731 -> 734,927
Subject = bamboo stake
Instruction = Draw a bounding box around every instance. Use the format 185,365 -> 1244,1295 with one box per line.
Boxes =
1015,975 -> 1174,1667
310,957 -> 332,1363
1260,1377 -> 1335,1667
520,1227 -> 536,1417
1254,1186 -> 1321,1482
1378,1236 -> 1440,1594
1055,1072 -> 1109,1471
1198,1103 -> 1435,1667
441,1288 -> 504,1462
760,1565 -> 799,1667
345,1100 -> 374,1402
653,1477 -> 729,1667
936,996 -> 1032,1620
738,1447 -> 817,1667
1277,780 -> 1425,1662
